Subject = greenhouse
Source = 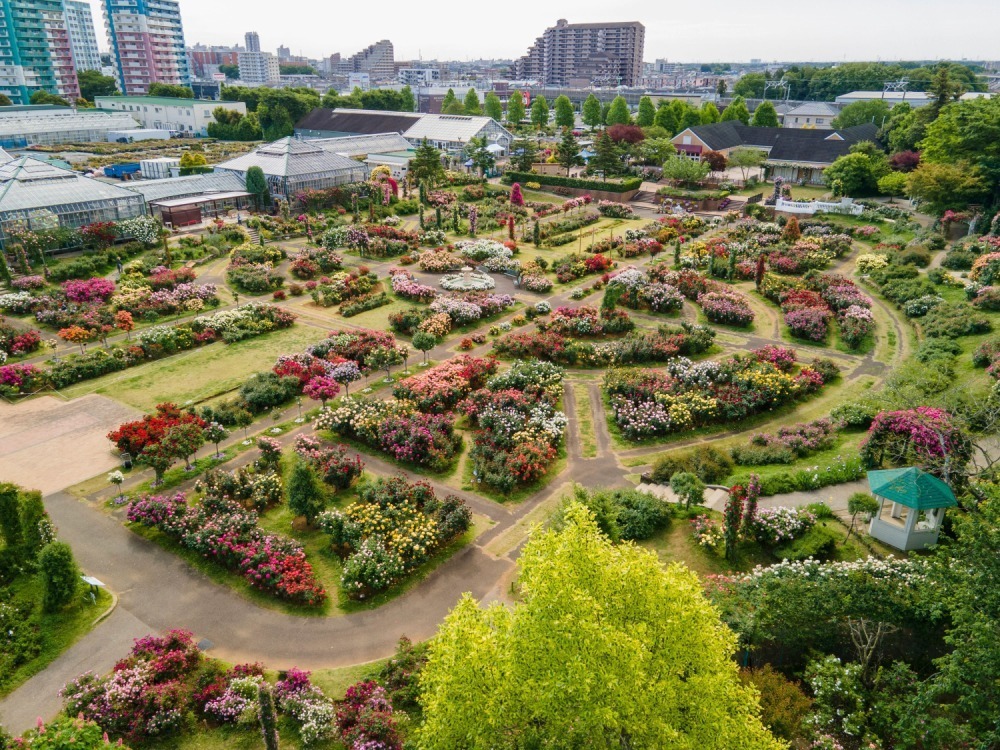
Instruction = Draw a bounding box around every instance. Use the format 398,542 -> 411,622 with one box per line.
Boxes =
0,157 -> 147,246
214,137 -> 369,202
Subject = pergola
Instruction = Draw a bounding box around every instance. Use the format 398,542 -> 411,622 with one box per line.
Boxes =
866,467 -> 957,551
151,191 -> 251,228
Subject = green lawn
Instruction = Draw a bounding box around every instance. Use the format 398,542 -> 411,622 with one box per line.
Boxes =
572,383 -> 598,458
60,325 -> 325,411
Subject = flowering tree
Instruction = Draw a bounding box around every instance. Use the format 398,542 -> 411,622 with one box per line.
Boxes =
509,182 -> 524,207
162,422 -> 205,470
367,345 -> 403,382
330,360 -> 362,395
204,422 -> 229,457
860,407 -> 972,482
137,440 -> 175,485
303,375 -> 340,406
58,325 -> 95,354
724,485 -> 745,561
114,310 -> 135,340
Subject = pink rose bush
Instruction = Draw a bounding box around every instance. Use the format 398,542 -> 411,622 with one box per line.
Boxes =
389,269 -> 437,302
392,355 -> 498,413
126,493 -> 326,605
860,406 -> 972,472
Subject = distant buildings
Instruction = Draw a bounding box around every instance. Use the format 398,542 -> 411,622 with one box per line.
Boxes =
835,90 -> 993,107
0,105 -> 139,148
238,31 -> 280,84
0,0 -> 80,104
398,68 -> 440,86
63,0 -> 103,73
332,40 -> 395,83
95,96 -> 246,136
515,19 -> 645,87
782,102 -> 840,130
103,0 -> 191,95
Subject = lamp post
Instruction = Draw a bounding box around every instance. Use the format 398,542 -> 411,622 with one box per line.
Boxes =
295,397 -> 303,423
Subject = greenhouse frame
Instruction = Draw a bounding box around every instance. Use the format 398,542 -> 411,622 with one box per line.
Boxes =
0,157 -> 146,246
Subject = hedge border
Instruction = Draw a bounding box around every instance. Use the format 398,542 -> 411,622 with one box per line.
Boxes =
503,171 -> 641,194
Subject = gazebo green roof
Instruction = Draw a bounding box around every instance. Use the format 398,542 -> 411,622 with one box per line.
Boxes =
866,467 -> 957,510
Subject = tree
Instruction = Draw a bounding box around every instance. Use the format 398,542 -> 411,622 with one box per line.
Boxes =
588,130 -> 624,180
716,79 -> 728,97
30,90 -> 70,106
507,90 -> 526,125
303,375 -> 340,406
606,95 -> 631,126
654,101 -> 679,134
670,472 -> 705,509
582,93 -> 603,129
877,171 -> 909,201
409,138 -> 445,187
416,504 -> 783,749
163,422 -> 204,470
367,345 -> 401,381
530,95 -> 549,129
832,99 -> 891,129
204,422 -> 229,458
680,105 -> 702,130
555,129 -> 583,176
702,150 -> 727,173
287,460 -> 325,525
258,682 -> 280,750
218,63 -> 240,80
114,310 -> 135,340
920,96 -> 1000,203
553,95 -> 575,129
279,63 -> 315,76
751,100 -> 780,127
906,161 -> 989,215
464,136 -> 495,176
636,95 -> 655,127
888,150 -> 920,173
606,124 -> 644,145
510,138 -> 537,171
39,541 -> 79,611
179,151 -> 207,169
245,166 -> 269,210
138,441 -> 175,485
463,88 -> 481,115
734,73 -> 767,99
661,155 -> 710,185
483,92 -> 502,122
723,489 -> 743,561
845,492 -> 879,542
700,101 -> 721,124
400,85 -> 416,112
258,102 -> 293,140
0,483 -> 22,548
721,96 -> 750,125
412,331 -> 436,362
147,83 -> 194,98
823,152 -> 883,196
729,147 -> 767,181
440,88 -> 460,115
636,138 -> 675,166
77,69 -> 118,101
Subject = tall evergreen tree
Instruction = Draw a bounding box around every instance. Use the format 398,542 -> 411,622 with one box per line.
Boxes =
484,92 -> 503,121
511,138 -> 538,171
409,138 -> 445,186
554,95 -> 575,129
556,129 -> 583,175
400,85 -> 416,112
245,166 -> 269,210
589,131 -> 623,180
721,96 -> 751,125
288,460 -> 325,526
700,102 -> 721,124
530,95 -> 549,129
637,96 -> 656,127
606,95 -> 632,126
654,101 -> 679,134
751,100 -> 780,127
463,88 -> 482,115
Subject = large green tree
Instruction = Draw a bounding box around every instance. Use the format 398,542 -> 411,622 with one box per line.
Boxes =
636,95 -> 656,127
510,138 -> 538,171
245,165 -> 270,209
507,90 -> 526,125
463,88 -> 481,115
751,101 -> 780,127
832,99 -> 891,129
416,504 -> 783,749
588,130 -> 624,179
465,136 -> 496,176
77,70 -> 118,101
920,96 -> 1000,204
606,95 -> 632,126
29,91 -> 69,106
553,95 -> 575,129
530,95 -> 549,129
410,138 -> 445,186
662,156 -> 710,185
729,147 -> 767,181
582,93 -> 603,129
734,73 -> 767,99
700,101 -> 721,124
400,85 -> 416,112
721,96 -> 751,125
654,100 -> 679,134
483,92 -> 502,121
906,161 -> 989,214
148,83 -> 194,98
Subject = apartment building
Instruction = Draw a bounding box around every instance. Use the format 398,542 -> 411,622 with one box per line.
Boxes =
103,0 -> 191,95
515,19 -> 645,87
0,0 -> 80,104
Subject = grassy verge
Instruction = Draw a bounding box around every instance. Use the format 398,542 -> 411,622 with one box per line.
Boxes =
572,383 -> 597,458
0,581 -> 113,699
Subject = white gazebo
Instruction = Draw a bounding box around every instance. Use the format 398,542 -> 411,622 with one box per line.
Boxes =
866,467 -> 957,551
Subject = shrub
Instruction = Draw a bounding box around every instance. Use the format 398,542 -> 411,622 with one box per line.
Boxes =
39,540 -> 79,611
774,523 -> 839,561
650,445 -> 733,484
830,401 -> 877,429
921,303 -> 992,338
738,666 -> 812,742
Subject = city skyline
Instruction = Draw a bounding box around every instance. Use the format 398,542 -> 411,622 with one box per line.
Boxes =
77,0 -> 999,65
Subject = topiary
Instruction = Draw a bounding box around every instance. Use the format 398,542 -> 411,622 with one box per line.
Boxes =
39,541 -> 79,611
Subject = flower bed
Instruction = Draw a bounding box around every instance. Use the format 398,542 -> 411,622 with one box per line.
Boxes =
417,246 -> 463,273
293,435 -> 364,490
392,355 -> 498,413
389,269 -> 437,302
319,476 -> 471,599
309,270 -> 378,307
0,320 -> 41,357
126,493 -> 326,605
596,200 -> 635,218
461,359 -> 567,493
606,351 -> 832,440
316,398 -> 461,472
743,506 -> 817,546
653,268 -> 755,327
542,305 -> 634,337
731,419 -> 836,465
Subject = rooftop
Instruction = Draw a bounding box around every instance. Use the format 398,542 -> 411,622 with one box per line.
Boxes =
0,157 -> 144,213
95,96 -> 231,108
310,132 -> 413,157
867,467 -> 957,510
295,108 -> 421,136
123,172 -> 246,203
214,137 -> 363,178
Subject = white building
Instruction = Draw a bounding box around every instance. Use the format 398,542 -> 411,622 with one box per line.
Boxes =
782,102 -> 840,130
63,0 -> 102,72
0,106 -> 139,148
95,96 -> 247,136
835,90 -> 993,108
398,68 -> 440,86
239,51 -> 280,85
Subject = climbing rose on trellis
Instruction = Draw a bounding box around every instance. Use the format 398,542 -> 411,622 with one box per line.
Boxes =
859,407 -> 971,477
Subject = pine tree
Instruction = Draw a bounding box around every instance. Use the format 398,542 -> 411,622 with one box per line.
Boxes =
589,131 -> 623,180
556,129 -> 583,175
409,138 -> 445,186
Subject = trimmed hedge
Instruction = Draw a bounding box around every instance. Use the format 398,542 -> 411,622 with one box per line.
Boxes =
503,171 -> 642,194
655,186 -> 730,200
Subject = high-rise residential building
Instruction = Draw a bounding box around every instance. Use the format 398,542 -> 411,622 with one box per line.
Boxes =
276,45 -> 290,62
336,40 -> 394,82
63,0 -> 102,73
187,43 -> 240,79
0,0 -> 80,104
103,0 -> 191,95
515,19 -> 645,87
238,31 -> 279,84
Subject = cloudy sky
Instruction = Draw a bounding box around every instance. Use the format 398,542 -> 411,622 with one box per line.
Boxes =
92,0 -> 999,63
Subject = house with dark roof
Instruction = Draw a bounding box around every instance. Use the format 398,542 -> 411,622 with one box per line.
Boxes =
670,122 -> 880,184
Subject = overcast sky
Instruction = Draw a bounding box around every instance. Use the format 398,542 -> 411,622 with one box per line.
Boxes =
91,0 -> 1000,63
